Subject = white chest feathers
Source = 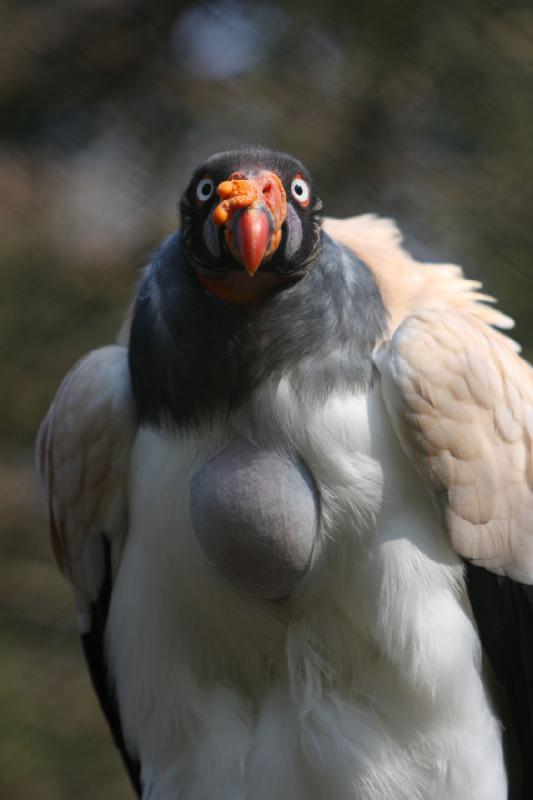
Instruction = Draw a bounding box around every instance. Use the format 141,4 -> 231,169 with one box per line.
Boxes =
106,383 -> 506,800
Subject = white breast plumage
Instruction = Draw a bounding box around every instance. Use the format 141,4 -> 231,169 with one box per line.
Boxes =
105,379 -> 506,800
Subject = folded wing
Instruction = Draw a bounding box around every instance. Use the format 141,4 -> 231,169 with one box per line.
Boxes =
377,308 -> 533,584
324,214 -> 515,336
35,345 -> 140,794
36,345 -> 136,622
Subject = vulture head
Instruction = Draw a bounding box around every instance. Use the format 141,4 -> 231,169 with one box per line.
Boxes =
180,147 -> 323,303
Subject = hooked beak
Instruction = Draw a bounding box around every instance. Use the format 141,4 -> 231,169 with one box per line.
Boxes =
231,206 -> 272,276
213,172 -> 287,276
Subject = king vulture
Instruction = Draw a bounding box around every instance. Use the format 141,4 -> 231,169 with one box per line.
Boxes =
37,147 -> 533,800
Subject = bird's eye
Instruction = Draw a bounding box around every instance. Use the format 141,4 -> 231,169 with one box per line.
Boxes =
290,176 -> 310,206
196,177 -> 214,202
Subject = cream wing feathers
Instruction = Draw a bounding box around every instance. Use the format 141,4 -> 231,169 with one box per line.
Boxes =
324,214 -> 515,335
36,345 -> 136,629
326,215 -> 533,583
325,214 -> 533,584
378,307 -> 533,584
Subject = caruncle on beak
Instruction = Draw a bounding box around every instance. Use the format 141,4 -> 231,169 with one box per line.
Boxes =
213,172 -> 287,276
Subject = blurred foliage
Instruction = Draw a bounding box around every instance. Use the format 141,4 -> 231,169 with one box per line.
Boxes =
1,0 -> 532,797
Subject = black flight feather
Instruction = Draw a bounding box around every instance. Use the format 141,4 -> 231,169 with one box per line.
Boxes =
465,561 -> 533,800
81,535 -> 142,798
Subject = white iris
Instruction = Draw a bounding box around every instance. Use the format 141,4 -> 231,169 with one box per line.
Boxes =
196,177 -> 214,201
290,177 -> 310,204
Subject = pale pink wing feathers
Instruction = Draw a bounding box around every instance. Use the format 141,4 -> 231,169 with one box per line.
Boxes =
325,214 -> 533,583
378,309 -> 533,584
36,346 -> 136,626
324,214 -> 515,337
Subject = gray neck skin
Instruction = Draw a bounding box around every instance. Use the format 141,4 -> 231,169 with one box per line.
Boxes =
128,231 -> 388,430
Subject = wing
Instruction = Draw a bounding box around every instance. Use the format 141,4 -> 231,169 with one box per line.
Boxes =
377,308 -> 533,584
324,214 -> 515,336
377,309 -> 533,799
36,345 -> 141,796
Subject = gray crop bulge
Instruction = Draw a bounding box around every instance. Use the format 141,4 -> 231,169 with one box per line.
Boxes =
190,438 -> 321,599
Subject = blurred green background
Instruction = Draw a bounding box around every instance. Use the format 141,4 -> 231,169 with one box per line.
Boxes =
1,0 -> 532,797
